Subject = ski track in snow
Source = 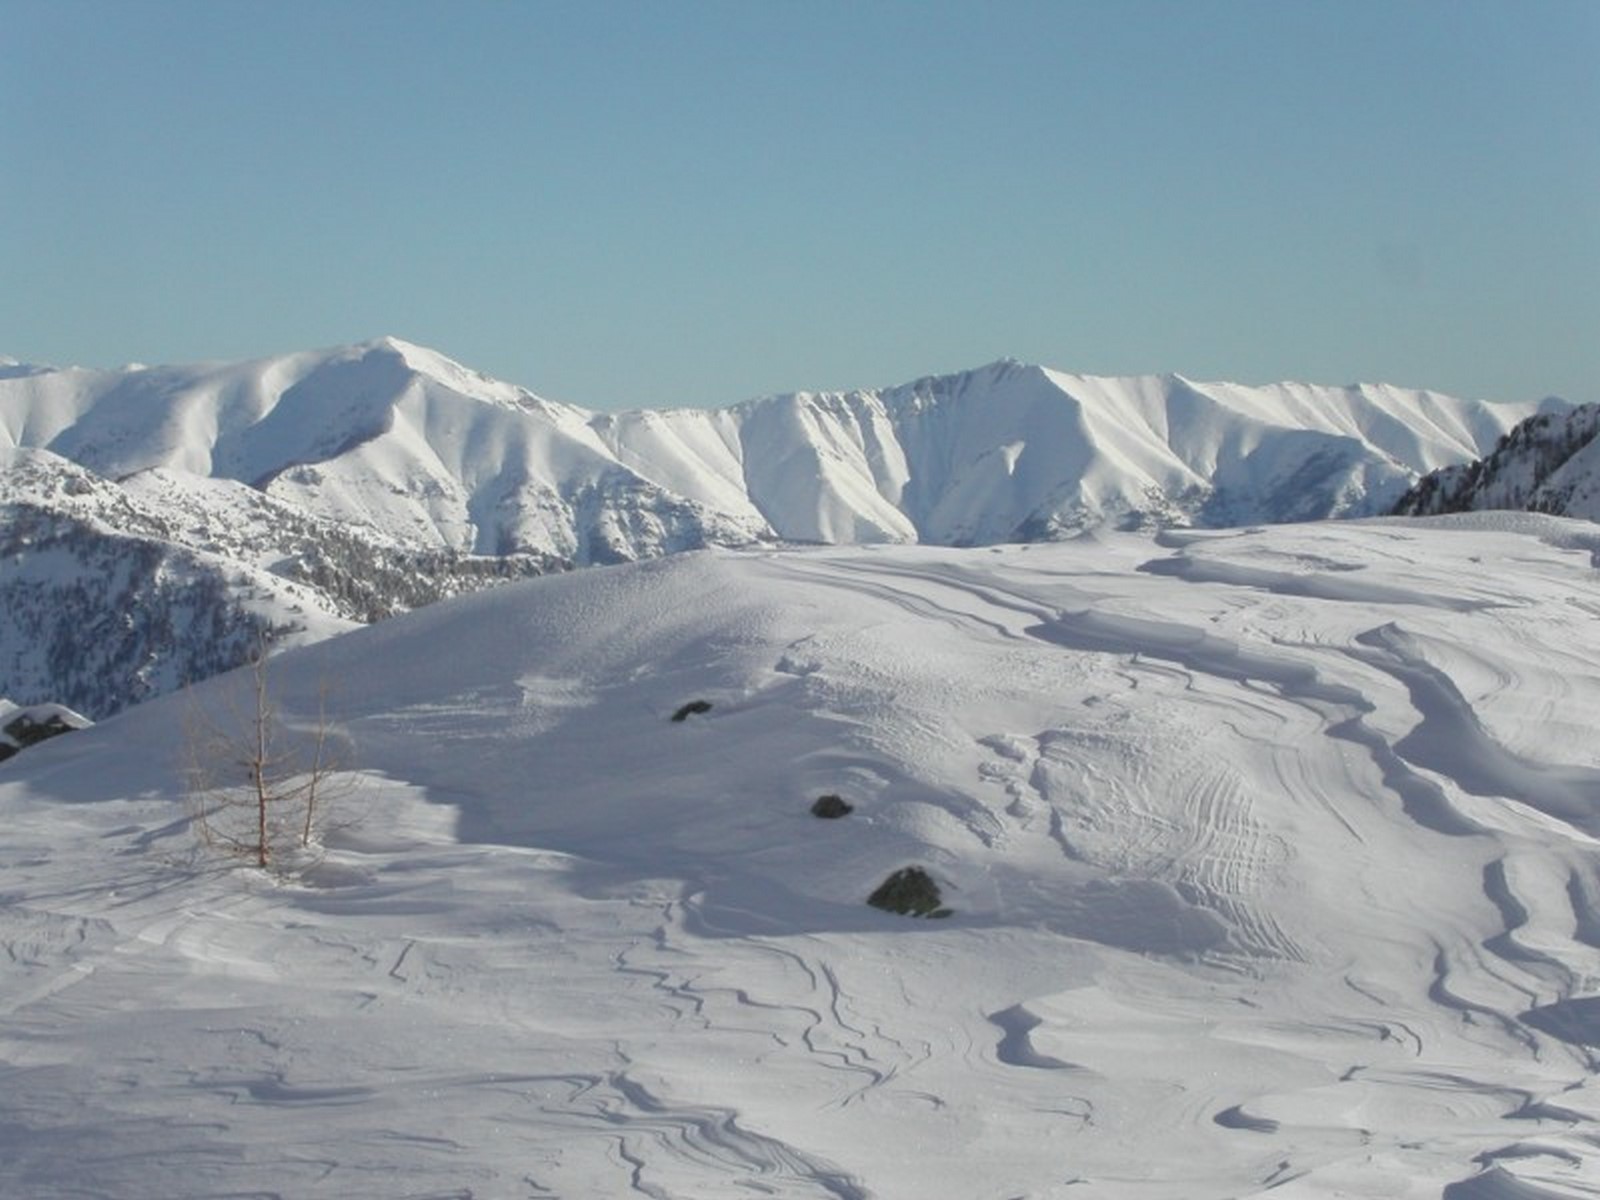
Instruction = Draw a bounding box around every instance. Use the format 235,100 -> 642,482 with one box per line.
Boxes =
4,523 -> 1600,1196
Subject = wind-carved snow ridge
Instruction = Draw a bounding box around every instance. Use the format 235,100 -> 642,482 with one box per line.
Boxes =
988,1003 -> 1078,1069
1029,603 -> 1486,839
1348,623 -> 1600,840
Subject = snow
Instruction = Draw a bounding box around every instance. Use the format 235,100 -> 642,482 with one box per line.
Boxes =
3,517 -> 1600,1197
0,444 -> 372,715
1396,404 -> 1600,523
0,340 -> 1563,566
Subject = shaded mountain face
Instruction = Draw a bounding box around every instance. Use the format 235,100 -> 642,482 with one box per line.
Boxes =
0,445 -> 554,717
1393,403 -> 1600,520
0,338 -> 1569,715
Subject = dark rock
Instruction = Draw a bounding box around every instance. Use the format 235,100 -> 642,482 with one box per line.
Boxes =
1393,402 -> 1600,519
0,704 -> 90,765
4,712 -> 77,748
868,867 -> 952,918
811,794 -> 853,819
670,700 -> 713,722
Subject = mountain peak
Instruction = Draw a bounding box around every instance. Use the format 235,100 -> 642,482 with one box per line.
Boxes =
886,356 -> 1048,403
355,334 -> 461,375
0,340 -> 1577,720
0,341 -> 1559,555
342,336 -> 558,412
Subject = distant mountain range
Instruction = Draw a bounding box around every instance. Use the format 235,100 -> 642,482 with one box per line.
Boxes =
0,338 -> 1576,716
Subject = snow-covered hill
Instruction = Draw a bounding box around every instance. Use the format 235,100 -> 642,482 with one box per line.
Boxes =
0,339 -> 1569,716
1394,402 -> 1600,520
3,518 -> 1599,1197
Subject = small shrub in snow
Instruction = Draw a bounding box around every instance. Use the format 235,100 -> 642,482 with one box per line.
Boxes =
868,867 -> 951,918
670,700 -> 713,722
183,642 -> 353,873
811,794 -> 853,819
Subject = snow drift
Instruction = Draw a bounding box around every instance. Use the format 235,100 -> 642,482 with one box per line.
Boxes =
3,517 -> 1599,1197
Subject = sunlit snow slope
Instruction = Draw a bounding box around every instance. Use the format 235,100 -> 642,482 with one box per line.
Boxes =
1,340 -> 1569,717
3,517 -> 1600,1197
1,339 -> 1562,559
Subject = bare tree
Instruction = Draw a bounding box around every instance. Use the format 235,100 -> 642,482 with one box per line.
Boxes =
183,640 -> 351,871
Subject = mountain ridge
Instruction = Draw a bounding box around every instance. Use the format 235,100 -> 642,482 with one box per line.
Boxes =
1394,401 -> 1600,521
0,338 -> 1578,716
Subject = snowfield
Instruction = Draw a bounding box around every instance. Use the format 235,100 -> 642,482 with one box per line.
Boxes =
3,515 -> 1600,1198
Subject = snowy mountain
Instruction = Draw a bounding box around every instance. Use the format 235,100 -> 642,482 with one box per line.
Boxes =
0,339 -> 1561,544
2,338 -> 1562,553
1394,402 -> 1600,520
0,339 -> 1569,716
0,445 -> 555,717
3,517 -> 1600,1197
0,338 -> 772,562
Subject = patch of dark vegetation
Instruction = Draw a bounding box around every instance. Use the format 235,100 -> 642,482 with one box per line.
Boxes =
670,700 -> 713,722
867,867 -> 951,918
811,794 -> 854,819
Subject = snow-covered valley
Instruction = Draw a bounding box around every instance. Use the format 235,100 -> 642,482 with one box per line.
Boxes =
4,515 -> 1599,1197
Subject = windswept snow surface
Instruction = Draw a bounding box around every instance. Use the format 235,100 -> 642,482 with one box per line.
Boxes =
4,517 -> 1600,1197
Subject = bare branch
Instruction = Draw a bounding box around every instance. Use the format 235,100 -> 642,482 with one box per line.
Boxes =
180,636 -> 356,874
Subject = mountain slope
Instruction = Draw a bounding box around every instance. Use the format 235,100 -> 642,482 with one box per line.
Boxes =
0,339 -> 1570,716
3,519 -> 1599,1197
1394,401 -> 1600,519
2,339 -> 1561,556
0,338 -> 773,561
0,446 -> 554,717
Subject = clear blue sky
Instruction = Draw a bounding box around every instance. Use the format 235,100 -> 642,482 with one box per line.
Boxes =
4,0 -> 1596,409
